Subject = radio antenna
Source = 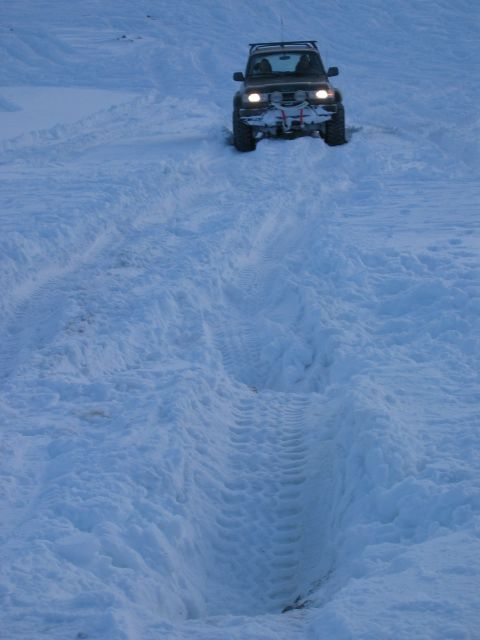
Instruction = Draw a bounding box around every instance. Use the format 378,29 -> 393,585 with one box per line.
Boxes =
280,17 -> 284,43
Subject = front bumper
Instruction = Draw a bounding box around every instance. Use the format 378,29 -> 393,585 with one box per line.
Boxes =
240,102 -> 337,132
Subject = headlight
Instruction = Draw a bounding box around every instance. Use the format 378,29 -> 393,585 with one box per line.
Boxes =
247,93 -> 261,103
315,88 -> 331,99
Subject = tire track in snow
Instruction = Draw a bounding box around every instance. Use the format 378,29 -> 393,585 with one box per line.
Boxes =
214,322 -> 268,391
204,392 -> 311,616
0,220 -> 120,384
204,227 -> 331,616
0,227 -> 115,385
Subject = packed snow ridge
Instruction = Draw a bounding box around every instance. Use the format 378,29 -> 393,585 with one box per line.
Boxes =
0,2 -> 479,639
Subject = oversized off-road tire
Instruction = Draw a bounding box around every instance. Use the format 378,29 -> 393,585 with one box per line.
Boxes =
325,104 -> 346,146
233,109 -> 256,152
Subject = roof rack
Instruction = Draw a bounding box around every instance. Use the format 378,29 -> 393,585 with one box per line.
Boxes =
248,41 -> 318,54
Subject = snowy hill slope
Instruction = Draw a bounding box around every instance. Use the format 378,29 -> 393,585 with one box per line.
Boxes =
1,2 -> 479,639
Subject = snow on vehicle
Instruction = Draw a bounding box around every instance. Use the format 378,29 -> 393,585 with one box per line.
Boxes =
232,41 -> 346,151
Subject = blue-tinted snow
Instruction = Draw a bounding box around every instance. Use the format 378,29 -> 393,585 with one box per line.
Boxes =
0,1 -> 479,639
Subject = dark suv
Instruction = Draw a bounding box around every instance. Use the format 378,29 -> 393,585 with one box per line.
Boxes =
232,41 -> 346,151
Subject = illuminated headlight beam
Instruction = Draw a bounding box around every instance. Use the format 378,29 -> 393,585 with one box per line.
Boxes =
315,89 -> 330,99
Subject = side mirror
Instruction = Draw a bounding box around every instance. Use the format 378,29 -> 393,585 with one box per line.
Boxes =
233,71 -> 245,81
327,66 -> 339,77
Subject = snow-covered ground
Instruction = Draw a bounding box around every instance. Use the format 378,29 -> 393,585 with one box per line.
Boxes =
0,87 -> 138,141
1,2 -> 479,639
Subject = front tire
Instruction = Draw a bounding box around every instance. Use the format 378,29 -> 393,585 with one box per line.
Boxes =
325,104 -> 346,146
233,109 -> 256,152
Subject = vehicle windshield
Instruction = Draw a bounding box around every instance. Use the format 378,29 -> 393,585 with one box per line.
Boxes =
247,51 -> 324,77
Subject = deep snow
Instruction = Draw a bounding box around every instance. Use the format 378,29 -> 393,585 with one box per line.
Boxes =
1,2 -> 479,639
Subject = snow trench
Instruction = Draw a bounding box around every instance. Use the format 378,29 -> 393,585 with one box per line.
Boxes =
198,255 -> 339,617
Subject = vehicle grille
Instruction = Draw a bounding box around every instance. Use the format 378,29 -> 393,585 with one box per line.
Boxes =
269,91 -> 305,106
279,92 -> 296,103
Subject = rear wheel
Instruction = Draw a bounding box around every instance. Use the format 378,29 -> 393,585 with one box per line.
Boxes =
325,104 -> 346,146
233,109 -> 256,152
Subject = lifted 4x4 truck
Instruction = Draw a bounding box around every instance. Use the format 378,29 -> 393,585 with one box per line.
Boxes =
232,41 -> 346,151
